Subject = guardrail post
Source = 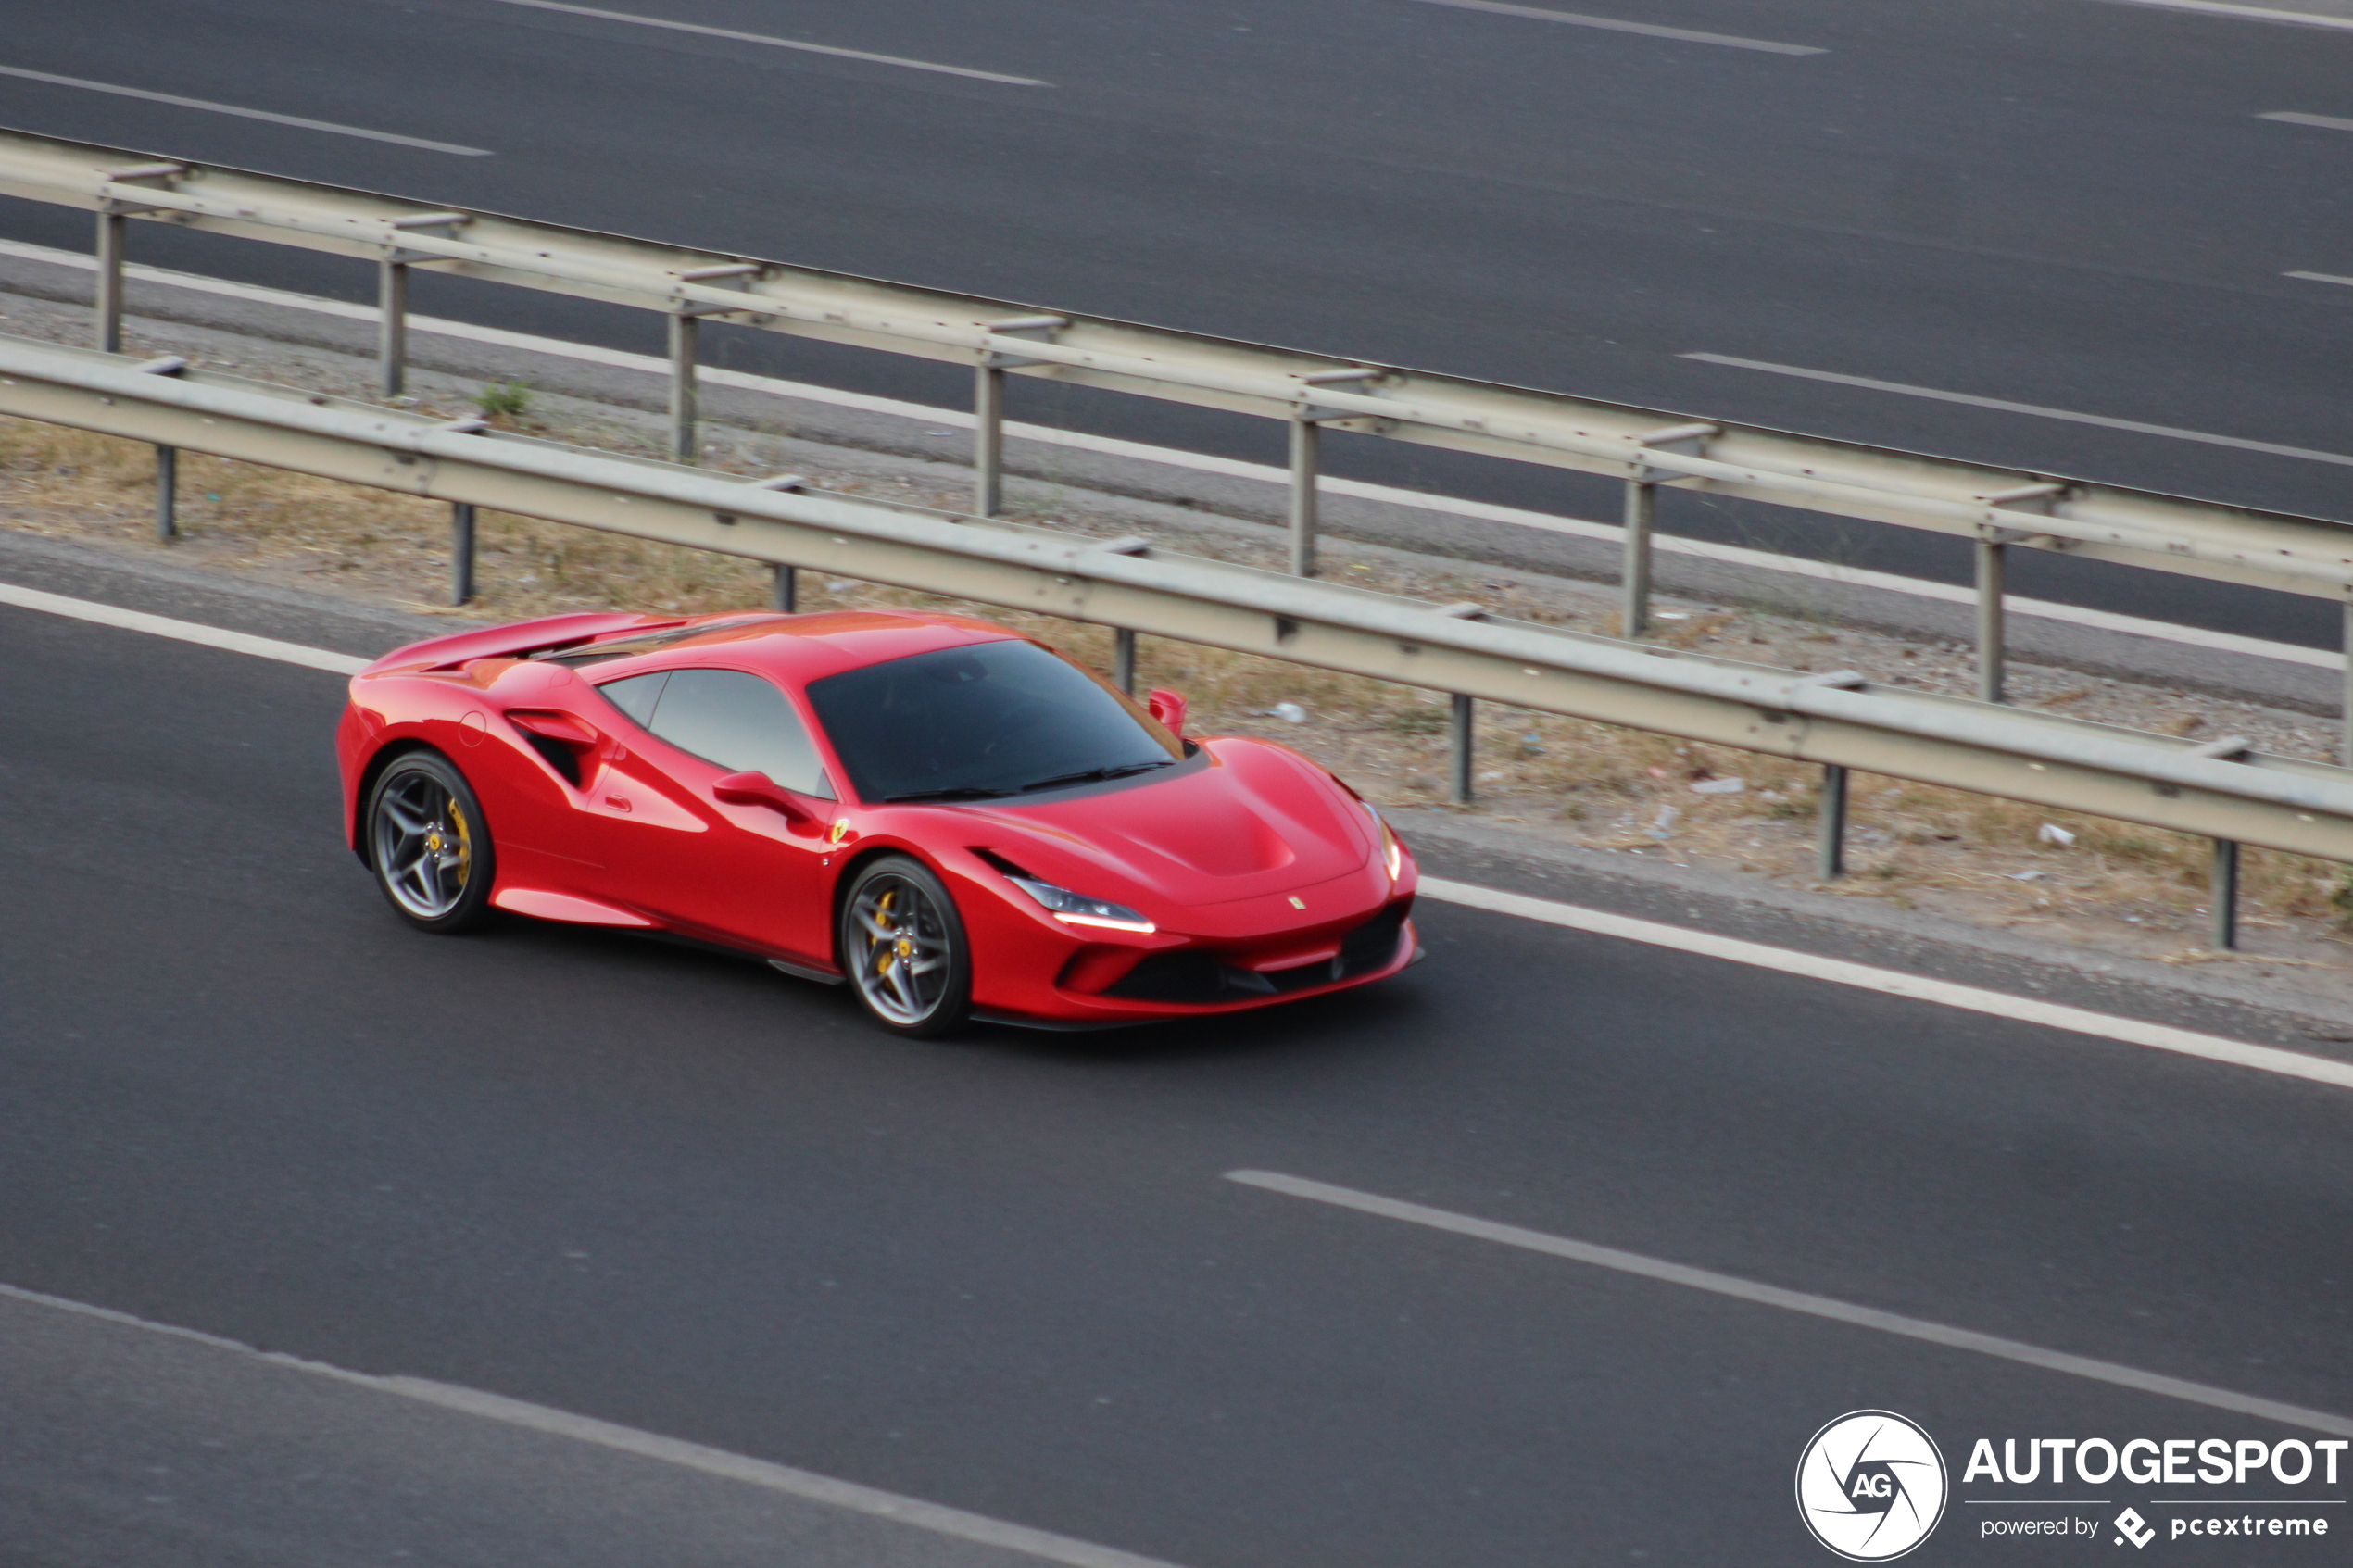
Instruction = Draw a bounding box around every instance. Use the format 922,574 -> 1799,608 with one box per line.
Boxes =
379,258 -> 409,397
1621,424 -> 1715,637
94,212 -> 126,354
1818,764 -> 1849,879
2209,839 -> 2240,950
1976,530 -> 2007,704
89,164 -> 187,354
1114,627 -> 1137,695
1289,416 -> 1320,577
2342,599 -> 2352,768
1622,479 -> 1655,638
450,502 -> 476,606
974,363 -> 1005,517
668,312 -> 698,462
154,444 -> 176,540
773,563 -> 796,612
1448,694 -> 1475,803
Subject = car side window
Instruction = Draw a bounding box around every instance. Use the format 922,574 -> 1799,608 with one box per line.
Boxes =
619,668 -> 832,798
596,671 -> 667,727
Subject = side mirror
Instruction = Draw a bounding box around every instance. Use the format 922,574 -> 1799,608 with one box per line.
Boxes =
1147,688 -> 1188,737
713,770 -> 815,823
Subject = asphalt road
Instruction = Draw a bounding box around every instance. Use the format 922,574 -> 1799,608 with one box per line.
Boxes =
2,1 -> 2353,646
6,571 -> 2353,1562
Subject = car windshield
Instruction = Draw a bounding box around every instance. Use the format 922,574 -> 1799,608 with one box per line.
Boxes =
806,639 -> 1179,803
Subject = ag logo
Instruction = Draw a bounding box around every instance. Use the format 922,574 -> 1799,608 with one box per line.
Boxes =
1795,1411 -> 1949,1561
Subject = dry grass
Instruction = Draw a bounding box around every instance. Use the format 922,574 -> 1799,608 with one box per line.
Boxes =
10,411 -> 2350,972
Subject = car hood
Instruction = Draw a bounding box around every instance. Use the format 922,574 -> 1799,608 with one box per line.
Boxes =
958,738 -> 1374,908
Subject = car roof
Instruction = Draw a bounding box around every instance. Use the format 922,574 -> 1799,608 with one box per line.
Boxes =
554,608 -> 1023,686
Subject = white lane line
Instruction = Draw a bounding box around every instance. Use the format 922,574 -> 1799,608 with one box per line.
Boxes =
0,582 -> 368,674
0,65 -> 493,156
1417,876 -> 2353,1091
0,236 -> 2335,674
1682,352 -> 2353,470
475,0 -> 1051,86
2083,0 -> 2353,31
1226,1171 -> 2353,1438
1397,0 -> 1826,54
2287,270 -> 2353,291
7,581 -> 2347,1094
0,1283 -> 1189,1568
2260,109 -> 2353,132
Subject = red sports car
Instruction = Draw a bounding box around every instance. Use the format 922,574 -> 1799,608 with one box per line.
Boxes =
336,608 -> 1419,1034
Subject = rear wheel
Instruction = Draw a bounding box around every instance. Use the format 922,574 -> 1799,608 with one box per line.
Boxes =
839,855 -> 971,1037
366,750 -> 496,933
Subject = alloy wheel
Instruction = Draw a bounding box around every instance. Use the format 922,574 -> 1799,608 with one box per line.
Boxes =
371,769 -> 475,920
848,873 -> 952,1026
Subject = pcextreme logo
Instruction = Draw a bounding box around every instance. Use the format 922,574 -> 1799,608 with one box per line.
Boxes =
1797,1410 -> 1952,1562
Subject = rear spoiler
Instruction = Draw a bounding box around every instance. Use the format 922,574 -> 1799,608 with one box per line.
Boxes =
364,612 -> 686,675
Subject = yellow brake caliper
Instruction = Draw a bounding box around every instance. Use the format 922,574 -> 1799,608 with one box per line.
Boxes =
447,801 -> 472,887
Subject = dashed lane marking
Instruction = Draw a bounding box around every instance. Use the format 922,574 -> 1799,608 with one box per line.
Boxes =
475,0 -> 1051,85
1397,0 -> 1826,55
1227,1170 -> 2353,1436
0,65 -> 492,155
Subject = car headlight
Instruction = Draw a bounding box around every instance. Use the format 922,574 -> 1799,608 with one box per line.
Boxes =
1365,801 -> 1403,884
1007,876 -> 1156,934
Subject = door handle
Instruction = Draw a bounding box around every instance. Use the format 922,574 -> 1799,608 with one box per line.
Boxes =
713,770 -> 817,824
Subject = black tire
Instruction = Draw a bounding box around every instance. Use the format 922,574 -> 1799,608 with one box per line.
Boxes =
365,750 -> 497,934
837,854 -> 972,1037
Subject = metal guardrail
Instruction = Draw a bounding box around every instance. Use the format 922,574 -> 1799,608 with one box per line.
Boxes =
1,125 -> 2348,756
0,331 -> 2344,951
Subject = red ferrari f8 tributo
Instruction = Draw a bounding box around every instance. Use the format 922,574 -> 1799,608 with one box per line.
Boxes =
337,609 -> 1419,1034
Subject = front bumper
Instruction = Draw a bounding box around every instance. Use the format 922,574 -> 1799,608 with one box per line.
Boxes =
975,898 -> 1419,1030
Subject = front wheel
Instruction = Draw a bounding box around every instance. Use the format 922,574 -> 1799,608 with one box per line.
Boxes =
838,855 -> 971,1037
366,750 -> 497,933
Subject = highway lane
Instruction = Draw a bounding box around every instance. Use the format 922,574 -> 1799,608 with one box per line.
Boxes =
2,1 -> 2353,647
6,591 -> 2353,1563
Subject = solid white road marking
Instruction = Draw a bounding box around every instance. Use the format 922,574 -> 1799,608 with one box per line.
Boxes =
2082,0 -> 2353,31
0,239 -> 2332,677
1683,352 -> 2353,470
0,65 -> 493,155
7,585 -> 2347,1091
0,1282 -> 1190,1568
476,0 -> 1051,86
1225,1171 -> 2353,1437
1417,877 -> 2353,1091
0,582 -> 368,675
2260,109 -> 2353,131
2286,270 -> 2353,289
1398,0 -> 1826,55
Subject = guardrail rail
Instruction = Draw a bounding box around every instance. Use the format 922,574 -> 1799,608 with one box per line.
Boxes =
2,124 -> 2349,762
